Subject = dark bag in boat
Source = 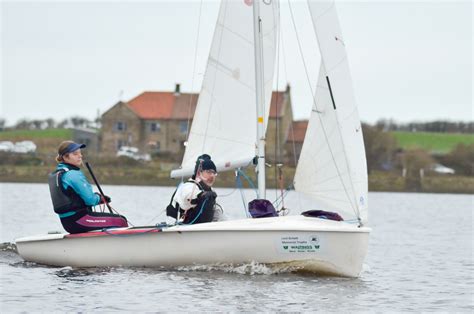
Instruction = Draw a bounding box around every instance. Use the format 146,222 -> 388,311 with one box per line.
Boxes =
248,199 -> 278,218
301,210 -> 343,221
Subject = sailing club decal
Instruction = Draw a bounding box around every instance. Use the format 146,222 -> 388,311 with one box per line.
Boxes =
277,235 -> 321,253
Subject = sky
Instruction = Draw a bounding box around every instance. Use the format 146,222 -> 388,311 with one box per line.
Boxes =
1,0 -> 472,126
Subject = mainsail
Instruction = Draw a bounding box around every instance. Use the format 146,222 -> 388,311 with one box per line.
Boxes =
171,0 -> 279,178
294,0 -> 368,224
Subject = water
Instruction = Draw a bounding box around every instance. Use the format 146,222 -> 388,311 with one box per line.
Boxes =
1,183 -> 473,312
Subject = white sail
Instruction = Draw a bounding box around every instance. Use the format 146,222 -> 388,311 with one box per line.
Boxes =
171,0 -> 279,178
294,0 -> 368,224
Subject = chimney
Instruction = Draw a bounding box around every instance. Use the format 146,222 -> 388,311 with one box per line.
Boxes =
285,83 -> 291,94
174,83 -> 181,96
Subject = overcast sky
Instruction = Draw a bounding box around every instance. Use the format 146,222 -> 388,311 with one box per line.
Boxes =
1,0 -> 472,126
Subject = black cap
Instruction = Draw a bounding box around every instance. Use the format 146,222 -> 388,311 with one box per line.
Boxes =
193,154 -> 216,178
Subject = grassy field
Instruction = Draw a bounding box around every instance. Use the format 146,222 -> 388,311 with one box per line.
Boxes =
0,128 -> 73,140
391,131 -> 474,154
0,128 -> 74,155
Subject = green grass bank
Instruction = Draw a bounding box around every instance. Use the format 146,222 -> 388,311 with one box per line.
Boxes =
392,131 -> 474,154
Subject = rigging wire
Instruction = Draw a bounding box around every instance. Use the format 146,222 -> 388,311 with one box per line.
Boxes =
287,0 -> 360,221
185,0 -> 204,143
279,0 -> 301,212
272,1 -> 282,206
201,2 -> 228,151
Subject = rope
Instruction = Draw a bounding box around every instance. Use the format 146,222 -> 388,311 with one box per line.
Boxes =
93,202 -> 135,227
273,183 -> 293,209
237,168 -> 258,193
179,198 -> 207,225
235,170 -> 250,217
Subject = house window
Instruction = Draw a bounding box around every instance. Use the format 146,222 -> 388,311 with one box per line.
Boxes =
179,121 -> 188,134
115,121 -> 127,132
150,122 -> 161,132
116,139 -> 126,150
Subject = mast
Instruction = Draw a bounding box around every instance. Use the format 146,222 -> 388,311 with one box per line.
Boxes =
253,0 -> 266,199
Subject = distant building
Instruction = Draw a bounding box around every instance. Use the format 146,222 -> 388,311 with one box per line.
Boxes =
101,84 -> 197,157
285,120 -> 309,166
100,84 -> 298,162
72,127 -> 99,155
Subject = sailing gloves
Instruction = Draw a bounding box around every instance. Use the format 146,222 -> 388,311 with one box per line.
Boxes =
190,191 -> 217,205
96,192 -> 111,204
199,191 -> 217,200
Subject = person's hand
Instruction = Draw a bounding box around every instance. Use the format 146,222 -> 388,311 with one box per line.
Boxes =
199,191 -> 217,200
96,193 -> 111,204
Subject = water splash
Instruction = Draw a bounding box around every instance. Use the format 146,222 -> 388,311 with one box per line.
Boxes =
176,261 -> 303,275
0,242 -> 18,253
55,266 -> 113,278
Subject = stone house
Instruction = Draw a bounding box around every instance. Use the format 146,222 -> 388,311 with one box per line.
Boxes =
285,120 -> 309,166
101,85 -> 197,157
100,84 -> 297,161
72,127 -> 100,155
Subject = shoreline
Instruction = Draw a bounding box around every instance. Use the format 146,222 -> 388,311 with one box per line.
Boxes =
1,165 -> 472,194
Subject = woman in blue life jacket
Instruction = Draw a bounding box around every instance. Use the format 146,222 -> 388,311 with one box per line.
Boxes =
48,140 -> 128,234
167,154 -> 223,224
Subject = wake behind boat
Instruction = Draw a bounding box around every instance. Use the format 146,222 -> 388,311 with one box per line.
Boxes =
16,215 -> 369,277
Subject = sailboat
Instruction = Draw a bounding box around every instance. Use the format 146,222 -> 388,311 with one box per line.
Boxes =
15,0 -> 370,277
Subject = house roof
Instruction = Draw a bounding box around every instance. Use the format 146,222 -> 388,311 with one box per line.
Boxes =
125,90 -> 289,120
127,92 -> 177,119
287,120 -> 308,143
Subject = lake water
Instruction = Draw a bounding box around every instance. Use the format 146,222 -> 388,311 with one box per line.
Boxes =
1,183 -> 472,312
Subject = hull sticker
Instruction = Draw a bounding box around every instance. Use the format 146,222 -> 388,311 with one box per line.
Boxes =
277,235 -> 321,253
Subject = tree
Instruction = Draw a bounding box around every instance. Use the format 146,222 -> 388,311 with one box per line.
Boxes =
397,148 -> 434,191
362,123 -> 399,173
399,148 -> 434,175
70,116 -> 90,128
0,118 -> 5,131
442,143 -> 474,176
45,118 -> 56,129
14,119 -> 31,130
57,119 -> 69,128
31,119 -> 44,130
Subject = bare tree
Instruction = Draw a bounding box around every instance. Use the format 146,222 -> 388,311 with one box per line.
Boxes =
15,119 -> 31,130
57,119 -> 69,128
45,118 -> 56,129
362,123 -> 399,173
70,116 -> 90,128
442,143 -> 474,175
31,120 -> 44,130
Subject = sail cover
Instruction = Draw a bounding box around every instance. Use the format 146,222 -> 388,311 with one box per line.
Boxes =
171,0 -> 279,178
294,0 -> 368,224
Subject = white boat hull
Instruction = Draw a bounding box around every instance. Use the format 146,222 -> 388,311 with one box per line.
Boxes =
16,216 -> 370,277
